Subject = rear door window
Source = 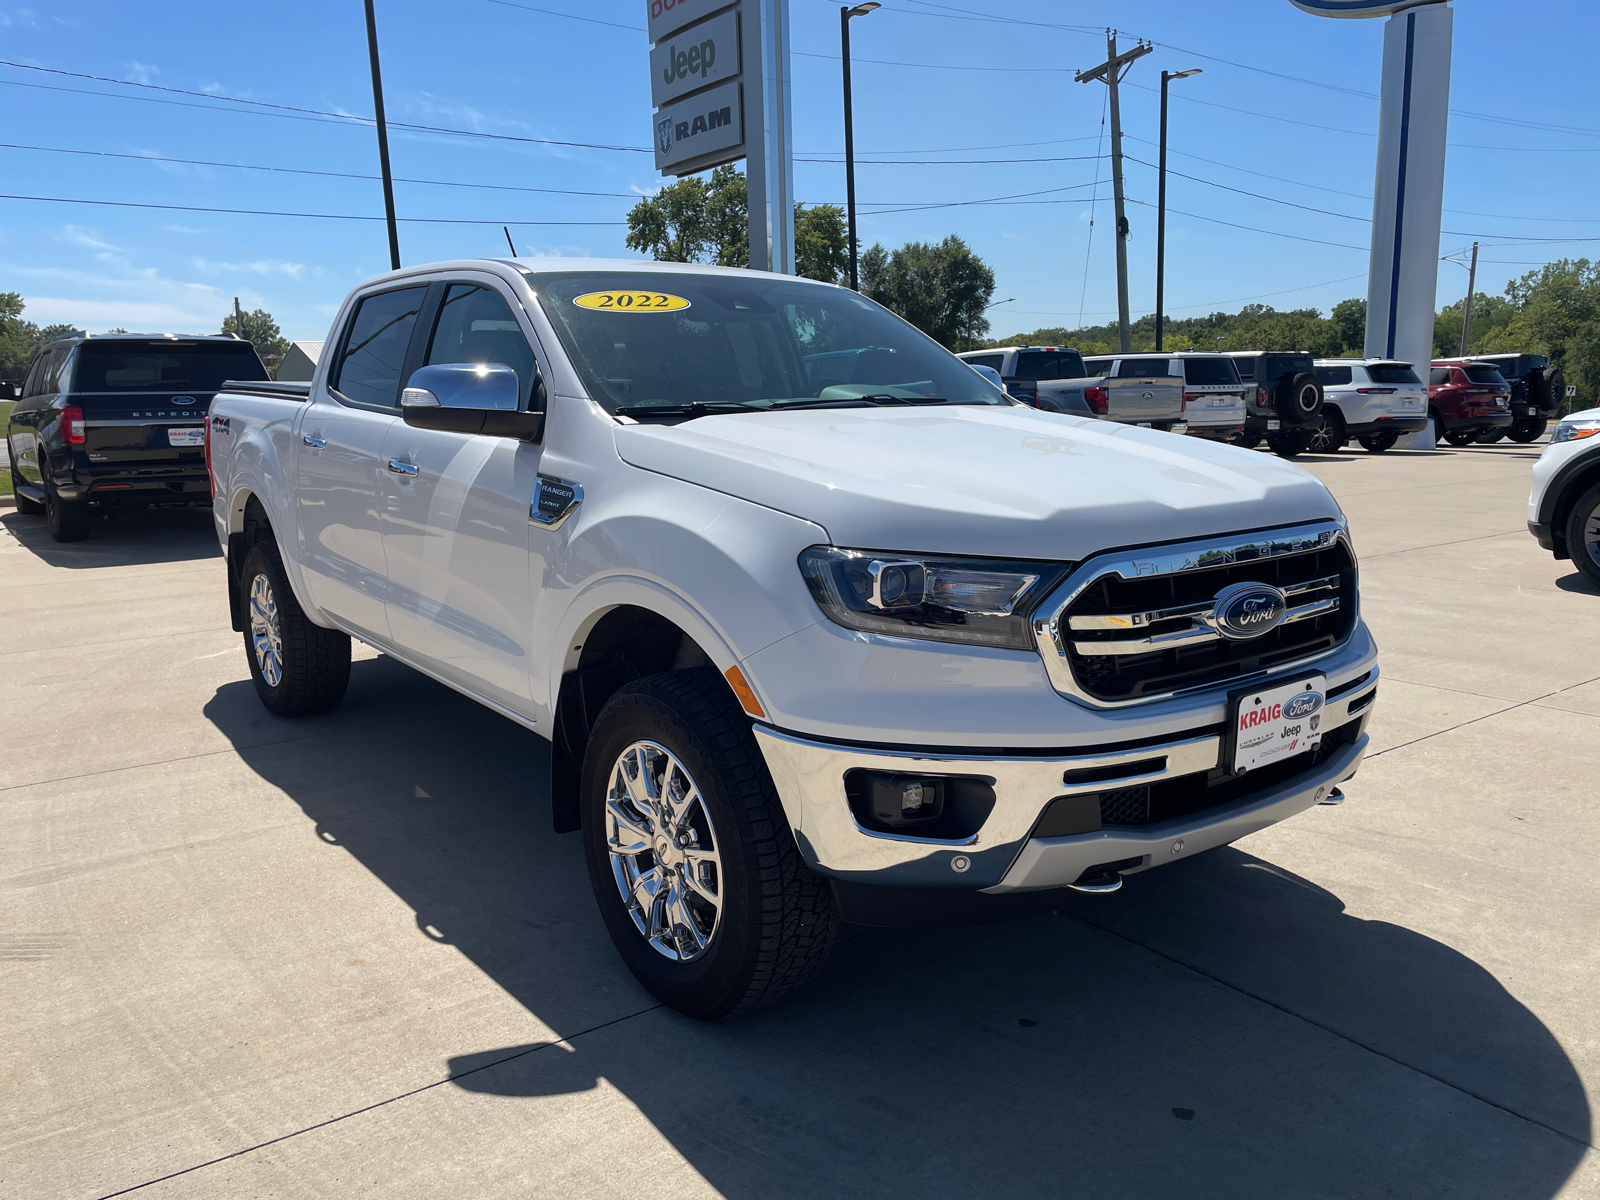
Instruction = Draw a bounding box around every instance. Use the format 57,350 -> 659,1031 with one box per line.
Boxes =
1082,358 -> 1113,377
423,283 -> 543,411
1182,357 -> 1240,385
1314,366 -> 1353,387
1116,358 -> 1176,378
1430,367 -> 1450,386
333,286 -> 428,409
1366,364 -> 1420,385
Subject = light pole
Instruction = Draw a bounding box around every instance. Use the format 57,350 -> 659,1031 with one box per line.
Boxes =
841,3 -> 879,291
970,297 -> 1015,351
1441,242 -> 1479,356
363,0 -> 401,271
1155,67 -> 1201,352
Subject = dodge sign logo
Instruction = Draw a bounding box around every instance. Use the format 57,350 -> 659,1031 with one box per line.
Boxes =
1211,582 -> 1288,641
656,117 -> 674,157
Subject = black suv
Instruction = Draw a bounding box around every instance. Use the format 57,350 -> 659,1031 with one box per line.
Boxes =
1436,353 -> 1563,443
1229,351 -> 1325,457
6,332 -> 268,541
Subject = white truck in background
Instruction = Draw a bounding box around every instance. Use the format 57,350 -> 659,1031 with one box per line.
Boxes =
958,346 -> 1187,431
207,258 -> 1379,1020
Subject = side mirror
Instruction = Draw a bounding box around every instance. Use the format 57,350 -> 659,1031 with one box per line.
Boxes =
401,362 -> 543,441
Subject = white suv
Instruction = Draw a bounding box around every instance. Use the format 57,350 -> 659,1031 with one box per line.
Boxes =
1529,407 -> 1600,588
1171,353 -> 1248,442
1311,359 -> 1430,453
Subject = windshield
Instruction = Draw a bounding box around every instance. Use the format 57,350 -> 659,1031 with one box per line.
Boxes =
1367,363 -> 1421,385
72,342 -> 268,392
529,271 -> 1007,415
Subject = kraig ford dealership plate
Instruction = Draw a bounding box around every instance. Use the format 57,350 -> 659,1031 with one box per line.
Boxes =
168,426 -> 206,447
1230,675 -> 1325,773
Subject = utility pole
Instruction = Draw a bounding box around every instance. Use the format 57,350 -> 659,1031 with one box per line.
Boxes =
1076,31 -> 1151,354
1460,240 -> 1478,355
364,0 -> 401,271
841,4 -> 879,291
234,296 -> 245,339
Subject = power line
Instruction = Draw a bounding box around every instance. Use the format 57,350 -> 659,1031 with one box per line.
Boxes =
0,192 -> 626,225
1125,197 -> 1367,251
484,0 -> 641,31
1124,155 -> 1369,224
999,271 -> 1372,321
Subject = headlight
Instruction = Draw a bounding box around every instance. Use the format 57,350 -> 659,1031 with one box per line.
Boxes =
1552,419 -> 1600,444
798,546 -> 1070,650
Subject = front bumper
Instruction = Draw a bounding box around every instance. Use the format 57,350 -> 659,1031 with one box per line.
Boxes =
1528,520 -> 1556,553
754,672 -> 1377,896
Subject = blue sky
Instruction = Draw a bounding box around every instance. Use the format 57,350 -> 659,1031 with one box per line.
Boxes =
1,0 -> 1595,342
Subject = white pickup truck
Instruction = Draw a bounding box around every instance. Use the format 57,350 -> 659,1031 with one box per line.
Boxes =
207,259 -> 1379,1019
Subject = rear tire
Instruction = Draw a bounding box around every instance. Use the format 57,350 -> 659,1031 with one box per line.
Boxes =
44,475 -> 90,542
1305,411 -> 1345,453
1444,429 -> 1479,448
1564,482 -> 1600,591
1477,428 -> 1507,444
239,540 -> 351,716
580,668 -> 839,1020
1267,427 -> 1311,458
1237,431 -> 1264,449
1358,430 -> 1399,453
1507,416 -> 1548,443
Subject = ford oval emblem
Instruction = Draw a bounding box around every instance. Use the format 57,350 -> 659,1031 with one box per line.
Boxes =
1211,582 -> 1288,640
1283,690 -> 1324,720
170,394 -> 198,407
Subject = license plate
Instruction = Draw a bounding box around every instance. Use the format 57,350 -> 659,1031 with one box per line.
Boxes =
1266,420 -> 1281,431
1230,675 -> 1326,774
168,427 -> 205,447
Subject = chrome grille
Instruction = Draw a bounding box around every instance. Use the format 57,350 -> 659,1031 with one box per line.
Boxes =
1033,522 -> 1357,707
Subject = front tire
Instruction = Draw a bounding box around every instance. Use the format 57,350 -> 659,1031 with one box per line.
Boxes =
1564,483 -> 1600,591
1358,430 -> 1399,453
581,669 -> 839,1020
239,540 -> 351,716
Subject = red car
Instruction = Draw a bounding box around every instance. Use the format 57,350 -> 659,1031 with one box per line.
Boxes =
1428,361 -> 1512,447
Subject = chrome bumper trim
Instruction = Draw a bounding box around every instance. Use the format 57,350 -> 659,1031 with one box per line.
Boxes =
985,733 -> 1368,893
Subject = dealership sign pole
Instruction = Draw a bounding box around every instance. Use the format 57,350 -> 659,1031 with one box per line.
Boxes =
647,0 -> 795,274
1292,0 -> 1453,448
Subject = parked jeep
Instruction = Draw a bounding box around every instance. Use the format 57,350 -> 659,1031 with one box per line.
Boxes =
1229,351 -> 1325,458
1436,353 -> 1563,443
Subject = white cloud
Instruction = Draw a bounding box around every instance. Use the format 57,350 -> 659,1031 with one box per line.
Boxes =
58,225 -> 120,252
125,61 -> 160,85
163,224 -> 208,235
189,257 -> 309,280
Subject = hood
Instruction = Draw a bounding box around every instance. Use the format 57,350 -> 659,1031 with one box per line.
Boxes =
614,405 -> 1340,560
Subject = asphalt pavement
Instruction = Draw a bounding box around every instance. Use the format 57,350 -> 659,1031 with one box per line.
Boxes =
1,437 -> 1595,1198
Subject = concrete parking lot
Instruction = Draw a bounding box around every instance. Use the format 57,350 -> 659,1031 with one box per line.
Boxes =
2,438 -> 1596,1198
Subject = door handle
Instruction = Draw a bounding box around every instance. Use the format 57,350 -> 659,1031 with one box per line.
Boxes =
387,458 -> 419,477
302,434 -> 326,448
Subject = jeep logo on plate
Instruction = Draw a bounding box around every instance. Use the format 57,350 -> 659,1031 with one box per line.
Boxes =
170,395 -> 198,406
1211,582 -> 1288,640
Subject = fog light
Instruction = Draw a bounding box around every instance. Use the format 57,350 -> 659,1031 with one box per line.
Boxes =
866,773 -> 944,826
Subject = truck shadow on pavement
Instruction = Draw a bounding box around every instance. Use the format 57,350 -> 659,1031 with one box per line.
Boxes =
0,505 -> 218,567
207,657 -> 1591,1200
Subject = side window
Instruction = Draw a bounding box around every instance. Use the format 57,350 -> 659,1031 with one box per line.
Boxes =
965,354 -> 1004,372
332,286 -> 428,409
22,351 -> 49,397
1314,366 -> 1353,387
1232,358 -> 1255,381
1012,350 -> 1044,380
423,283 -> 542,411
48,348 -> 76,392
1429,367 -> 1450,387
1082,358 -> 1112,377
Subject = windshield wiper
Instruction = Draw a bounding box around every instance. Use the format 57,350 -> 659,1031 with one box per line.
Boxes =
615,401 -> 760,418
856,393 -> 949,406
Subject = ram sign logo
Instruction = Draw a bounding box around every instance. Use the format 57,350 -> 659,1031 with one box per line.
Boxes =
1211,582 -> 1289,641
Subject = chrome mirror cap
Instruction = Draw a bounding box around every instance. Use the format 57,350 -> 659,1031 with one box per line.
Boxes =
403,362 -> 519,411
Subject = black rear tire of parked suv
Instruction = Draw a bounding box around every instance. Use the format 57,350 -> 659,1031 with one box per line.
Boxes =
1267,427 -> 1311,458
1443,429 -> 1479,448
1280,373 -> 1324,424
1508,416 -> 1548,443
1477,428 -> 1507,444
44,476 -> 90,542
240,540 -> 351,717
1236,431 -> 1264,449
1305,411 -> 1345,453
1358,430 -> 1399,453
580,668 -> 840,1020
1564,482 -> 1600,590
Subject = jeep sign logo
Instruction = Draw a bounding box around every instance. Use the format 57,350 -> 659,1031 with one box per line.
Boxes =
649,8 -> 739,108
652,78 -> 742,173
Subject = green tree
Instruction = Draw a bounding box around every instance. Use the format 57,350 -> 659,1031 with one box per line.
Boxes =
223,307 -> 290,377
859,235 -> 996,348
624,165 -> 848,282
1330,297 -> 1366,356
0,291 -> 35,382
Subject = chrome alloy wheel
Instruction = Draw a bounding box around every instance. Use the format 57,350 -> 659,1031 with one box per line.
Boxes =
248,573 -> 284,687
606,740 -> 723,962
